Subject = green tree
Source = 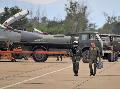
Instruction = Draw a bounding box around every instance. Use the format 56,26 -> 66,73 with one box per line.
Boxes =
41,16 -> 48,24
64,0 -> 88,35
0,7 -> 10,24
46,20 -> 64,34
99,13 -> 120,34
0,6 -> 28,30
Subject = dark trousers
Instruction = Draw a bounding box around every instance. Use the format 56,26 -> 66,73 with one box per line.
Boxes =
56,55 -> 62,61
73,62 -> 79,74
89,59 -> 97,74
72,56 -> 80,74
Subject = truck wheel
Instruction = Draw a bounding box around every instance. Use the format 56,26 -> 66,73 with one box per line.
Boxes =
82,50 -> 89,63
32,47 -> 48,62
108,53 -> 115,62
114,53 -> 118,61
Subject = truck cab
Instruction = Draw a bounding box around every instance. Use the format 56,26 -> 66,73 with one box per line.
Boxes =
99,34 -> 120,62
78,32 -> 103,63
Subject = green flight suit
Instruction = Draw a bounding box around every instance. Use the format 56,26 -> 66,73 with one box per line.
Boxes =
70,36 -> 81,76
89,47 -> 100,75
71,47 -> 81,76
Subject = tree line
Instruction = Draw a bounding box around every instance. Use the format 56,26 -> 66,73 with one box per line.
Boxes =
0,1 -> 119,35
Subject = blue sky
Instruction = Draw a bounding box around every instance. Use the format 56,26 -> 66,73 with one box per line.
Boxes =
0,0 -> 120,28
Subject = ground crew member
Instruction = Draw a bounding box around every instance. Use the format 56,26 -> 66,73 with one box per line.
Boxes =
89,42 -> 100,76
56,54 -> 63,61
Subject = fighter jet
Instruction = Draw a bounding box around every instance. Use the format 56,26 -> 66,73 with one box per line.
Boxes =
0,9 -> 74,62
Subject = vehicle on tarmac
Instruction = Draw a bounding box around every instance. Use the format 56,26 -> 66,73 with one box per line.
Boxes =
99,34 -> 120,62
77,32 -> 120,63
77,31 -> 103,63
0,9 -> 74,62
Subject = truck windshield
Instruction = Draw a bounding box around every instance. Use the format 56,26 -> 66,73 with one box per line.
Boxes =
114,37 -> 120,41
81,34 -> 88,40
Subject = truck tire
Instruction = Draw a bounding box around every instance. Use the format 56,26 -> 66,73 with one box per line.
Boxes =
114,53 -> 118,61
108,53 -> 115,62
32,46 -> 48,62
82,50 -> 89,63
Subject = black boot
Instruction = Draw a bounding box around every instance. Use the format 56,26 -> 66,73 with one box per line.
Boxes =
90,69 -> 93,76
93,73 -> 96,76
90,71 -> 93,76
90,73 -> 93,76
74,71 -> 78,76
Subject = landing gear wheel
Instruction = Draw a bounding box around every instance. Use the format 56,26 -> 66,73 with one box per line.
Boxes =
32,47 -> 48,62
82,50 -> 90,63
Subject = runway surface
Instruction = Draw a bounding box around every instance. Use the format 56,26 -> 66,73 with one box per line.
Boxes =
0,57 -> 119,89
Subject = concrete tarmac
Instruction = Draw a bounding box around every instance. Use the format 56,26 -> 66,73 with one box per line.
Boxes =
0,57 -> 119,89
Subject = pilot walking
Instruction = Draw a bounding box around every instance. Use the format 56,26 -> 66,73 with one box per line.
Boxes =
71,35 -> 81,76
71,48 -> 81,76
89,42 -> 100,76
